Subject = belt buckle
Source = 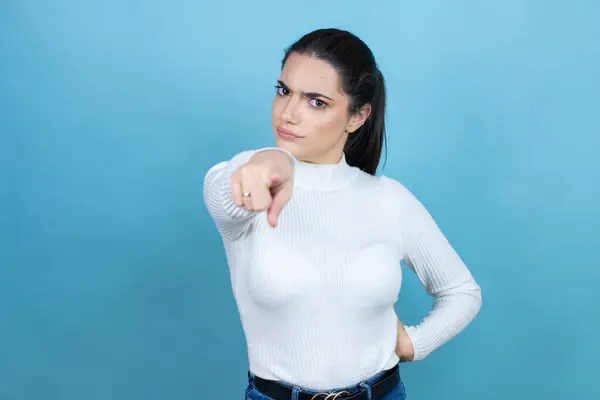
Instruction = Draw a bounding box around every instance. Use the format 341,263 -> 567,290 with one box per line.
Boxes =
310,390 -> 350,400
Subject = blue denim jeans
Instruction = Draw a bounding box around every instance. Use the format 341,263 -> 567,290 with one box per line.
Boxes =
245,366 -> 407,400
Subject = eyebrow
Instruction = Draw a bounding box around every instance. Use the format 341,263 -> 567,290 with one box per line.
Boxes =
277,80 -> 334,101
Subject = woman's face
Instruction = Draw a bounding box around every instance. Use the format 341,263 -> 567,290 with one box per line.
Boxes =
271,53 -> 368,164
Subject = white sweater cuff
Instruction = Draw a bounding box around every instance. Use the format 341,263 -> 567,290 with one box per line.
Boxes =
404,325 -> 428,361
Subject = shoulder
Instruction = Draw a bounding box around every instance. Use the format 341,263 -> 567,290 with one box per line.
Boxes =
345,165 -> 420,193
348,170 -> 419,200
347,171 -> 425,214
377,174 -> 421,205
377,174 -> 411,195
372,174 -> 433,223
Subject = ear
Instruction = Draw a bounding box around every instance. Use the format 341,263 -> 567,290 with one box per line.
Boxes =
346,103 -> 372,133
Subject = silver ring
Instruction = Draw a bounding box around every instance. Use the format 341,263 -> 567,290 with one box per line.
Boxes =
242,192 -> 251,198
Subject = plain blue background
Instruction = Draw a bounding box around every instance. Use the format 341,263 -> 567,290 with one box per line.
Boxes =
1,1 -> 598,399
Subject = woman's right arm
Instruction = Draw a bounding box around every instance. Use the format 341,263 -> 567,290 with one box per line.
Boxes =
203,147 -> 294,240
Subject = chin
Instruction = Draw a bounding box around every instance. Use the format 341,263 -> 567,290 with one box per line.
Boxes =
274,139 -> 297,153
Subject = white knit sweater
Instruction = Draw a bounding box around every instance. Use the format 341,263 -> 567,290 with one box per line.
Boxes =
203,147 -> 482,390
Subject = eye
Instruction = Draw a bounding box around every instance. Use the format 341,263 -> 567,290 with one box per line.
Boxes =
309,99 -> 327,109
275,85 -> 290,96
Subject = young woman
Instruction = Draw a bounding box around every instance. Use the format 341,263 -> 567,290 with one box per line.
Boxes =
204,28 -> 482,400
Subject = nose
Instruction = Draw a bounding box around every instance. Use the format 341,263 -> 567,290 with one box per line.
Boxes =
279,97 -> 300,125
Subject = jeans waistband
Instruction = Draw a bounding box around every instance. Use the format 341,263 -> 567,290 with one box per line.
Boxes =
248,363 -> 399,399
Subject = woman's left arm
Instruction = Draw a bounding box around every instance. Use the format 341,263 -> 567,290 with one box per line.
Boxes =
388,179 -> 482,361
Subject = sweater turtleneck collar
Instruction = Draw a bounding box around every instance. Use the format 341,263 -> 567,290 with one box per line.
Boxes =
289,151 -> 359,191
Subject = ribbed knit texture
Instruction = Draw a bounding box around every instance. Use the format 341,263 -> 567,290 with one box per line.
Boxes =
203,147 -> 482,390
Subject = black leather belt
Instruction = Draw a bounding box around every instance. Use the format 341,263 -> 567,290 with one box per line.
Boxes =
250,364 -> 400,400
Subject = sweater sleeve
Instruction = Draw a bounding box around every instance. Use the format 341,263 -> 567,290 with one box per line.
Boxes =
203,147 -> 294,240
385,178 -> 482,361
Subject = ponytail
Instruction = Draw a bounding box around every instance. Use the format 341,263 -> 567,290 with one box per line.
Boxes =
344,69 -> 387,175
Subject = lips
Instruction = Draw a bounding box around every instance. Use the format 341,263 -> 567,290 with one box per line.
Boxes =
276,127 -> 302,139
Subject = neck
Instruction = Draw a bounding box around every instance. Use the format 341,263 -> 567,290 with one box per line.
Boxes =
291,152 -> 357,191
